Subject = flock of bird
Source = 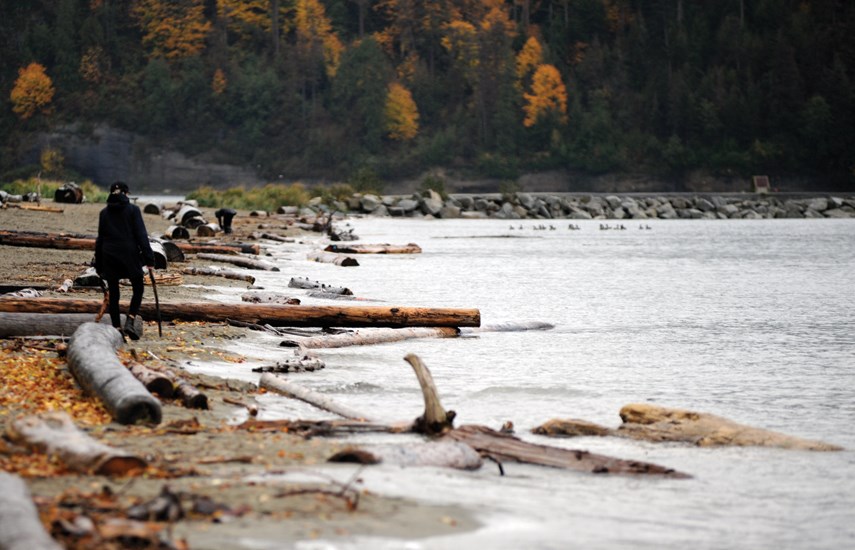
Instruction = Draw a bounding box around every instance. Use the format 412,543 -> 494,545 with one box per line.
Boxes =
508,223 -> 653,231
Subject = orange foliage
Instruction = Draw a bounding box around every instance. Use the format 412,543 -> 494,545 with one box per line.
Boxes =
385,82 -> 420,141
79,46 -> 107,85
10,63 -> 55,120
516,35 -> 543,78
523,64 -> 568,127
212,67 -> 227,95
294,0 -> 343,77
133,0 -> 212,60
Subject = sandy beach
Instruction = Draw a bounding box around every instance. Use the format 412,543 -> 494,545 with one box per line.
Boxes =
0,199 -> 478,548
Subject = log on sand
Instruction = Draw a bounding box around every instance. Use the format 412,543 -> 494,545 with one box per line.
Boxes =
0,472 -> 63,550
324,243 -> 422,254
7,411 -> 147,475
279,327 -> 459,349
259,373 -> 376,422
67,323 -> 162,425
329,441 -> 483,470
533,403 -> 843,451
0,298 -> 481,328
182,266 -> 256,284
288,277 -> 352,295
307,251 -> 359,266
196,252 -> 279,271
0,312 -> 125,338
241,291 -> 301,304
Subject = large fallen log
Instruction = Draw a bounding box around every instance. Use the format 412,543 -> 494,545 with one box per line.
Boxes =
329,441 -> 482,469
259,373 -> 376,421
533,403 -> 843,451
0,298 -> 481,328
0,312 -> 125,338
324,243 -> 422,254
288,277 -> 352,295
67,323 -> 162,424
0,472 -> 63,550
279,327 -> 459,349
196,252 -> 280,271
6,411 -> 147,475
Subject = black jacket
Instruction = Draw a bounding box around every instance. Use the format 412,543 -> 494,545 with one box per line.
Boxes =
95,193 -> 155,279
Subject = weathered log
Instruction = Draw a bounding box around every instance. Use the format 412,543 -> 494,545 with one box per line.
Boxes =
127,362 -> 174,397
288,276 -> 352,295
405,353 -> 455,436
0,229 -> 97,250
148,240 -> 168,269
0,312 -> 125,338
196,252 -> 280,271
251,357 -> 325,373
6,203 -> 63,212
7,411 -> 147,475
164,225 -> 190,239
183,266 -> 256,284
279,327 -> 459,349
533,403 -> 843,451
256,232 -> 294,243
0,298 -> 482,328
196,223 -> 220,237
54,182 -> 83,204
445,425 -> 689,477
329,441 -> 483,469
0,472 -> 63,550
174,379 -> 208,409
158,239 -> 186,263
307,251 -> 359,266
324,243 -> 422,254
143,203 -> 162,215
183,215 -> 206,229
174,242 -> 260,255
241,291 -> 300,304
259,373 -> 376,421
174,204 -> 203,225
67,323 -> 162,424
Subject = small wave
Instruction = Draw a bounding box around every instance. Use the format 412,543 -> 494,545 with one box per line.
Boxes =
470,385 -> 590,398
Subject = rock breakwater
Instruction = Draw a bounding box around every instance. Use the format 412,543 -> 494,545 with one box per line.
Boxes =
325,192 -> 855,220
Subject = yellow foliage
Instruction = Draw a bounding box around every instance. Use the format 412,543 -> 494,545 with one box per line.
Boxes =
294,0 -> 343,77
523,64 -> 568,127
385,82 -> 419,141
79,46 -> 106,84
516,36 -> 543,78
40,148 -> 65,176
10,63 -> 55,120
442,20 -> 479,73
212,67 -> 227,95
133,0 -> 212,60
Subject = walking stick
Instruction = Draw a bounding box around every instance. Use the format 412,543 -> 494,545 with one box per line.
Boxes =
148,267 -> 163,337
95,277 -> 109,322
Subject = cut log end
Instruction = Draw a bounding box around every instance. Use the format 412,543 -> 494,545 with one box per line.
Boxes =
95,455 -> 149,476
327,448 -> 382,465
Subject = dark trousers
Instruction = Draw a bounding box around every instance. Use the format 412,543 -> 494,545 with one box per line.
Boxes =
107,275 -> 144,328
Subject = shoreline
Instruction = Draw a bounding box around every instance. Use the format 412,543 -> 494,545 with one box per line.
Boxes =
0,201 -> 480,548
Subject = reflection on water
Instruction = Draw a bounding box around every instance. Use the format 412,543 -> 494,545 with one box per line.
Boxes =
194,218 -> 855,549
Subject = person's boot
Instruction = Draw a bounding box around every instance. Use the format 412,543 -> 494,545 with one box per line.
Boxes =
124,315 -> 143,340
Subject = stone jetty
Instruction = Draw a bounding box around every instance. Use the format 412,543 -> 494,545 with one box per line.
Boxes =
325,191 -> 855,221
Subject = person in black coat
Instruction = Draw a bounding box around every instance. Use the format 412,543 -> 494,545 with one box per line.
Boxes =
215,207 -> 236,234
95,181 -> 155,340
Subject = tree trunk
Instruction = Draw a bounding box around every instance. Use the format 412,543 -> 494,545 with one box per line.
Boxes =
280,327 -> 459,349
405,353 -> 455,435
0,312 -> 123,338
0,472 -> 63,550
0,297 -> 481,328
196,252 -> 280,271
324,243 -> 422,254
259,373 -> 376,421
66,323 -> 162,425
7,411 -> 148,475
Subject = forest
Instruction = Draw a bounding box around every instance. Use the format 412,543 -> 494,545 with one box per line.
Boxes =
1,0 -> 853,189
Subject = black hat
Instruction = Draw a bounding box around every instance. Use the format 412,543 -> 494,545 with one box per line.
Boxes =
109,181 -> 130,194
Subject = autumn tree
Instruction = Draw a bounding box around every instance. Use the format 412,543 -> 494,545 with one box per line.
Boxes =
523,63 -> 568,127
516,35 -> 543,80
133,0 -> 212,60
385,82 -> 419,140
10,63 -> 55,120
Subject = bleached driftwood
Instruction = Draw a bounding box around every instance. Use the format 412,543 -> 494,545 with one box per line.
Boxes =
329,441 -> 482,470
307,251 -> 359,267
533,403 -> 843,451
279,327 -> 459,349
183,266 -> 256,284
259,373 -> 376,422
0,472 -> 63,550
288,277 -> 352,295
7,411 -> 147,475
241,291 -> 301,304
127,362 -> 174,397
0,312 -> 123,338
324,243 -> 422,254
67,323 -> 162,425
196,253 -> 280,271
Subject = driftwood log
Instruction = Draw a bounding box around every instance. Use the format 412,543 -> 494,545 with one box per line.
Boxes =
329,441 -> 482,469
196,252 -> 280,271
259,373 -> 376,421
533,403 -> 843,451
163,225 -> 190,239
307,251 -> 359,266
241,291 -> 301,304
0,472 -> 63,550
0,298 -> 481,328
67,323 -> 162,424
288,277 -> 352,295
174,242 -> 260,255
0,312 -> 125,338
279,327 -> 459,349
182,266 -> 256,284
6,411 -> 147,475
197,223 -> 220,237
324,243 -> 422,254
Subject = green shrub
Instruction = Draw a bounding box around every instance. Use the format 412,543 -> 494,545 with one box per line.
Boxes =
186,183 -> 311,211
419,173 -> 447,199
348,167 -> 384,194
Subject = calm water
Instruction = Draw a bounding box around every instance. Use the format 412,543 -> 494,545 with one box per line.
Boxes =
187,217 -> 855,549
